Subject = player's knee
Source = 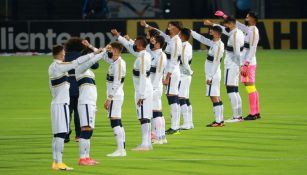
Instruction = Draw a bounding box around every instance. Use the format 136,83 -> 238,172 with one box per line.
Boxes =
246,85 -> 257,93
140,118 -> 150,124
53,132 -> 67,139
226,86 -> 237,93
186,99 -> 191,106
213,101 -> 223,107
179,98 -> 186,106
80,130 -> 93,139
110,119 -> 121,128
153,111 -> 163,118
167,95 -> 178,105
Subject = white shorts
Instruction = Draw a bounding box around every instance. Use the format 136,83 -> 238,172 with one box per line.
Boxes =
135,94 -> 153,120
51,103 -> 70,134
165,70 -> 180,95
108,99 -> 123,118
78,104 -> 97,128
152,88 -> 163,110
206,73 -> 221,97
179,75 -> 191,98
224,67 -> 240,86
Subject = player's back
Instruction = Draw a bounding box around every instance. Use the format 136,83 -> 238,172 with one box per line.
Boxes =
106,57 -> 126,100
76,68 -> 97,105
132,50 -> 153,98
48,60 -> 70,105
224,28 -> 244,67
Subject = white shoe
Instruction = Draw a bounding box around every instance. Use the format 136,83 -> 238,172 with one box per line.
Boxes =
162,138 -> 168,144
225,117 -> 243,123
131,145 -> 152,151
190,123 -> 194,129
180,123 -> 192,130
107,149 -> 127,157
152,139 -> 163,145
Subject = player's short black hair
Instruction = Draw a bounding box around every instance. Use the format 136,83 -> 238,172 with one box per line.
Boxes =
110,42 -> 123,52
248,11 -> 258,22
212,26 -> 223,35
224,16 -> 236,24
52,45 -> 64,56
169,21 -> 183,30
154,35 -> 165,48
135,36 -> 148,48
180,28 -> 191,40
65,37 -> 86,52
148,29 -> 159,38
165,28 -> 170,35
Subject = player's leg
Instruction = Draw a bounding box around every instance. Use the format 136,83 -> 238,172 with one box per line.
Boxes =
178,76 -> 190,130
152,89 -> 166,144
51,103 -> 73,170
132,95 -> 153,151
242,65 -> 260,120
185,75 -> 193,128
206,76 -> 224,127
72,96 -> 81,142
225,68 -> 243,122
107,99 -> 126,157
78,104 -> 98,165
165,71 -> 181,135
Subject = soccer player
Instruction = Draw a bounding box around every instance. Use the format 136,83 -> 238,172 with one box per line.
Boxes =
64,37 -> 99,143
141,20 -> 183,135
74,41 -> 108,165
191,26 -> 225,127
103,42 -> 127,156
178,28 -> 194,130
112,29 -> 154,151
148,35 -> 168,144
205,16 -> 245,123
215,10 -> 261,120
49,45 -> 101,170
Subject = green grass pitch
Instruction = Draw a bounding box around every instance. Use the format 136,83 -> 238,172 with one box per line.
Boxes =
0,50 -> 306,175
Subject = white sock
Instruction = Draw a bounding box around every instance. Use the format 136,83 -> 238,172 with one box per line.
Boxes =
52,138 -> 56,162
170,103 -> 180,130
236,92 -> 242,117
113,126 -> 124,150
219,103 -> 224,122
213,104 -> 221,123
228,92 -> 239,118
180,103 -> 189,126
86,139 -> 90,158
161,116 -> 166,139
154,117 -> 163,140
79,138 -> 88,158
188,104 -> 193,126
121,127 -> 126,149
141,123 -> 151,147
53,137 -> 64,163
151,118 -> 157,138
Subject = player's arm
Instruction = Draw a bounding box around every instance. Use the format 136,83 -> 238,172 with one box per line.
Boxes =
244,28 -> 259,65
55,52 -> 96,73
236,21 -> 249,34
166,38 -> 179,75
76,48 -> 106,73
233,32 -> 242,61
204,19 -> 230,36
138,55 -> 147,101
111,29 -> 139,57
207,44 -> 223,81
181,44 -> 193,75
190,30 -> 213,47
108,60 -> 123,99
153,53 -> 166,89
140,20 -> 171,43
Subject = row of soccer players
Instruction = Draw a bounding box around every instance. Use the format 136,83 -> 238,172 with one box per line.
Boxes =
48,10 -> 260,170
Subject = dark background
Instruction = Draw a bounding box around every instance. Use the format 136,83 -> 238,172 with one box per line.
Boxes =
1,0 -> 307,21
